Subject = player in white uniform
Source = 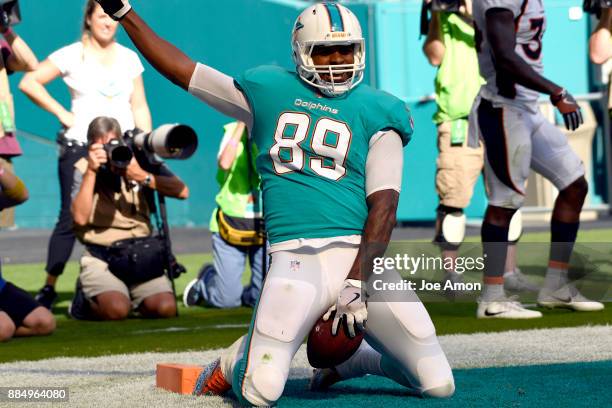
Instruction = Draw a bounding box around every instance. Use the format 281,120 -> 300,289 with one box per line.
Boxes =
470,0 -> 604,318
93,0 -> 455,405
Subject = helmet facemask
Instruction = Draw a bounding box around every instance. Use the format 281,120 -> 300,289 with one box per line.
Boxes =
293,40 -> 365,97
291,3 -> 366,97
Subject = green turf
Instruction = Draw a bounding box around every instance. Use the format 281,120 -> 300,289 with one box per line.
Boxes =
500,227 -> 612,242
0,230 -> 611,363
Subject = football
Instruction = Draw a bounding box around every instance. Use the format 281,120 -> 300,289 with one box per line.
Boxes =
306,313 -> 365,369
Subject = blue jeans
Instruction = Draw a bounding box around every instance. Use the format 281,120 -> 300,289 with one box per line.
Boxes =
197,233 -> 265,308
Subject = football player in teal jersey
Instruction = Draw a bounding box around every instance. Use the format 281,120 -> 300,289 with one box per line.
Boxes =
95,0 -> 455,405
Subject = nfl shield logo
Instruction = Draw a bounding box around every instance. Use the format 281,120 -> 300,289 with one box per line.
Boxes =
290,260 -> 301,273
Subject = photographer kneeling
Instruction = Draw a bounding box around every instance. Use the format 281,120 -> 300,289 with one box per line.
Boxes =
69,116 -> 189,320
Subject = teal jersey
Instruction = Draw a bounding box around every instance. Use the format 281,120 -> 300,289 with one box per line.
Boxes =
235,66 -> 413,244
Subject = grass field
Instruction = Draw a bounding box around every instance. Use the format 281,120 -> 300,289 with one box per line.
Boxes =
1,229 -> 610,364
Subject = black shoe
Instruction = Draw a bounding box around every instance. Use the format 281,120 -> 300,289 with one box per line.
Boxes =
35,285 -> 58,310
68,280 -> 96,320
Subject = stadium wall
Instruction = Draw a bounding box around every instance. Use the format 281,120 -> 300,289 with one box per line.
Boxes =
12,0 -> 311,228
7,0 -> 606,228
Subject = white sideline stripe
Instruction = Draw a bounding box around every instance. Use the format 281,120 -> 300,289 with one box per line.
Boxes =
0,325 -> 610,407
0,368 -> 155,376
131,324 -> 249,334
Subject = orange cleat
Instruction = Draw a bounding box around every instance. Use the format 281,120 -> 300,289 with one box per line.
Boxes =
193,358 -> 231,396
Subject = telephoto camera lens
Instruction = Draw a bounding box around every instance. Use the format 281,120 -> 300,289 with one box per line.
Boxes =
132,124 -> 198,160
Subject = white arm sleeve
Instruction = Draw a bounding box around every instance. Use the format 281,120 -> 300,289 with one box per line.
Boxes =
365,130 -> 404,197
188,63 -> 253,128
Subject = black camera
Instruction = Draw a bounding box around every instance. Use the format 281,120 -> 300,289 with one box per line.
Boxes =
584,0 -> 612,16
104,124 -> 198,169
421,0 -> 462,36
104,138 -> 133,170
431,0 -> 461,13
0,0 -> 21,26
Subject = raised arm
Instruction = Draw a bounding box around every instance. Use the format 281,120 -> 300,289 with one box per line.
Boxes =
2,31 -> 38,73
0,9 -> 37,72
95,0 -> 195,89
423,12 -> 445,66
95,0 -> 253,126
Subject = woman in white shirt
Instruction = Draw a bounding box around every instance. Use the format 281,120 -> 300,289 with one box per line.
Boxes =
19,0 -> 152,309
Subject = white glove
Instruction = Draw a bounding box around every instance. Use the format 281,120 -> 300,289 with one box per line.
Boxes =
323,279 -> 367,338
95,0 -> 132,21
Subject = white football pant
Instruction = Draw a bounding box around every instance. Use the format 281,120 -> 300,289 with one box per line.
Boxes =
469,96 -> 585,209
219,241 -> 455,406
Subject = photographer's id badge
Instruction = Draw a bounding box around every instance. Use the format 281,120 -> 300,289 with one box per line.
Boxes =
450,119 -> 468,147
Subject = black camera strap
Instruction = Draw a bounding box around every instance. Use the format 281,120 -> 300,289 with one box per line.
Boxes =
141,169 -> 182,317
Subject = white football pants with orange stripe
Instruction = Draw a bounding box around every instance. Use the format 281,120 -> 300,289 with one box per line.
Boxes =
219,240 -> 455,406
469,96 -> 584,209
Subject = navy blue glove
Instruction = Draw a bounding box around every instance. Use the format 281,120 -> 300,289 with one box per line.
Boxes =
550,88 -> 583,131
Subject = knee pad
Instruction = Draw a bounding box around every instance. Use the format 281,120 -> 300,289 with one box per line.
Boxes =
417,354 -> 454,398
423,380 -> 455,398
387,301 -> 436,340
256,277 -> 316,343
248,364 -> 285,405
508,209 -> 523,243
435,206 -> 466,250
380,353 -> 454,398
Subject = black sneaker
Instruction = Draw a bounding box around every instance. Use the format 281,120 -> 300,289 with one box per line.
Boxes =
68,280 -> 96,320
183,264 -> 213,307
35,285 -> 58,310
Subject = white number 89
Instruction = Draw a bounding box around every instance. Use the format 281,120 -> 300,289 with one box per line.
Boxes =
270,112 -> 351,181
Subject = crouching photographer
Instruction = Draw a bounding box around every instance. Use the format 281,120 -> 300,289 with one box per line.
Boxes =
69,116 -> 189,321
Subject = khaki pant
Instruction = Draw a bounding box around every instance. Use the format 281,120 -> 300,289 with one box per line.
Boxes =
435,121 -> 484,209
80,252 -> 173,309
0,157 -> 14,228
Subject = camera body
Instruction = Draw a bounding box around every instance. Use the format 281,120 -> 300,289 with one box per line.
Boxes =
103,138 -> 133,170
431,0 -> 461,13
104,124 -> 198,170
584,0 -> 612,16
420,0 -> 463,36
0,0 -> 21,26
